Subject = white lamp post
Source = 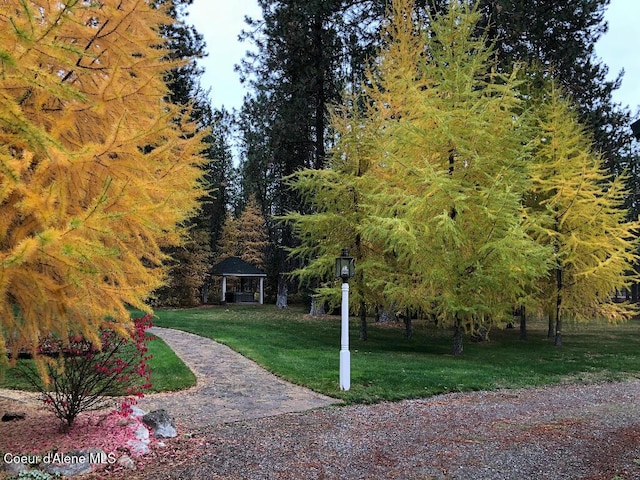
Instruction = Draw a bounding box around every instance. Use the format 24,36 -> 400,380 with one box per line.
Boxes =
335,248 -> 355,391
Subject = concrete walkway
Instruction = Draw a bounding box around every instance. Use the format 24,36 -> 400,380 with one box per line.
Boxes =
136,327 -> 337,430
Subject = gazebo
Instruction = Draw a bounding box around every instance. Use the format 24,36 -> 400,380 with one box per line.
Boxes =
212,257 -> 267,305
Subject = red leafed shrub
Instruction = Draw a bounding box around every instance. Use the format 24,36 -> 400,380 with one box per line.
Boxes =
20,315 -> 153,431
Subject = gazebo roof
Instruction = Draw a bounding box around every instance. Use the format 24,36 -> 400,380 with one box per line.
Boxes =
212,257 -> 266,277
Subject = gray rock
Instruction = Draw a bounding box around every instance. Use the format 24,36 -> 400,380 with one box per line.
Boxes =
130,405 -> 146,417
126,438 -> 150,456
41,450 -> 93,477
1,412 -> 26,421
117,454 -> 136,469
142,409 -> 177,438
134,422 -> 150,442
2,459 -> 28,475
125,423 -> 151,456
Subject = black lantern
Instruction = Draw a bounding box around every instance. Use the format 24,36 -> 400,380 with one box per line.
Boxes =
632,119 -> 640,141
335,248 -> 355,282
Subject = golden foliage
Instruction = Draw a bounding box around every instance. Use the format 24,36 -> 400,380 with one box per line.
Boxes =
287,0 -> 551,323
527,83 -> 639,322
217,196 -> 269,269
0,0 -> 206,362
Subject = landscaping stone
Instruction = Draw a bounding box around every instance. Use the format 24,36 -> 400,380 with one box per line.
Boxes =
127,423 -> 151,456
2,458 -> 27,476
126,438 -> 150,456
134,422 -> 150,442
142,409 -> 177,438
117,454 -> 136,469
130,405 -> 146,417
118,406 -> 147,426
1,412 -> 26,421
41,449 -> 101,477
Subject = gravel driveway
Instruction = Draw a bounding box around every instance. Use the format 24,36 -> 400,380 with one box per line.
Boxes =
124,379 -> 640,480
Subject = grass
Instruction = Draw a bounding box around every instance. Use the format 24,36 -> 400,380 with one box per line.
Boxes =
0,333 -> 196,393
146,333 -> 197,392
147,305 -> 640,403
4,305 -> 639,404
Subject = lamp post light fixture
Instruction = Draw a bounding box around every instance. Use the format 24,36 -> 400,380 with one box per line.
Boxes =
335,248 -> 355,391
632,119 -> 640,141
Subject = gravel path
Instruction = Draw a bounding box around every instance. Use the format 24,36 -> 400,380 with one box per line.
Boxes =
127,328 -> 640,480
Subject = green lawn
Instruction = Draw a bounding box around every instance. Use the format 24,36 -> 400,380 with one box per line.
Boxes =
148,305 -> 640,403
0,333 -> 196,393
146,333 -> 197,392
4,306 -> 639,404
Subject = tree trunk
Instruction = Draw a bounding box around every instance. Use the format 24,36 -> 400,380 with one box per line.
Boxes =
312,11 -> 326,169
452,316 -> 463,356
309,296 -> 325,316
403,309 -> 413,340
377,305 -> 395,323
554,266 -> 563,346
519,305 -> 527,341
547,313 -> 554,338
359,301 -> 367,341
276,276 -> 288,309
201,278 -> 210,305
554,316 -> 563,346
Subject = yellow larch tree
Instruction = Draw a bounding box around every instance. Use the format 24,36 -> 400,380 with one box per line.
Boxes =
283,90 -> 387,334
235,195 -> 269,269
217,196 -> 269,269
286,0 -> 552,354
0,1 -> 205,364
284,0 -> 431,315
527,83 -> 639,346
216,215 -> 241,260
358,0 -> 551,354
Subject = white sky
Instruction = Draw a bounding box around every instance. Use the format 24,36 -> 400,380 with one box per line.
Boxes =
187,0 -> 639,118
187,0 -> 261,112
594,0 -> 640,117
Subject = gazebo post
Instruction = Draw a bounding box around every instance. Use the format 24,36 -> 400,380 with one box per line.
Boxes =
221,275 -> 227,304
259,277 -> 264,305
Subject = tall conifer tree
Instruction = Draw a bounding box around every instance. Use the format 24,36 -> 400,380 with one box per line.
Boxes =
527,83 -> 638,346
287,0 -> 551,353
237,0 -> 388,299
0,0 -> 205,362
217,196 -> 269,269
